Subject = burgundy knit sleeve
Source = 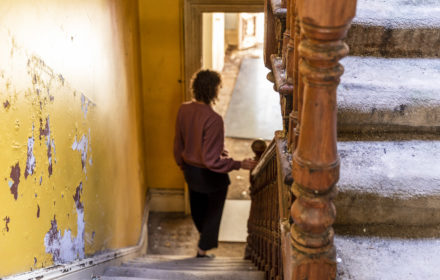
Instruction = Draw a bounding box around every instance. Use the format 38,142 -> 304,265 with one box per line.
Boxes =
201,115 -> 241,173
173,107 -> 184,169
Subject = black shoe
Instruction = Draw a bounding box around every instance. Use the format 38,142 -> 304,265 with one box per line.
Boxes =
196,253 -> 215,258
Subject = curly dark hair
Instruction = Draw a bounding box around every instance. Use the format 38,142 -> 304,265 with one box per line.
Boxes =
191,70 -> 221,105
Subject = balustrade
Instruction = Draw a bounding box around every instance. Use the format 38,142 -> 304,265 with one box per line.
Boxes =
246,0 -> 357,279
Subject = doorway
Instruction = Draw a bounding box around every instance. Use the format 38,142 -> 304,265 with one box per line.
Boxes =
199,11 -> 282,243
183,0 -> 279,248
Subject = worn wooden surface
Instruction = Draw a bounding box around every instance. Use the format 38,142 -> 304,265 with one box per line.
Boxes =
289,0 -> 357,279
248,0 -> 357,279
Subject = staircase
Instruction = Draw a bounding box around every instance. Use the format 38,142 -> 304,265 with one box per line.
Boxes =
100,255 -> 264,280
101,0 -> 439,279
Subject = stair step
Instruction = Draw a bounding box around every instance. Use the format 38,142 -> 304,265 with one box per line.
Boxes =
338,56 -> 440,135
132,255 -> 250,264
122,261 -> 258,271
336,140 -> 440,226
100,277 -> 161,280
336,235 -> 440,279
103,266 -> 264,280
347,0 -> 440,57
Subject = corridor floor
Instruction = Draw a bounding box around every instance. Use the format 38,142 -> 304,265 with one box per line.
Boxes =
147,212 -> 246,257
215,46 -> 273,200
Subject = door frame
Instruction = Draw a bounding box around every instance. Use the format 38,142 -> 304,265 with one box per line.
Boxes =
183,0 -> 264,99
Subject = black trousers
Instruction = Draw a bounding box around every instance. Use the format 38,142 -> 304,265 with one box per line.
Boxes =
183,163 -> 229,251
189,188 -> 228,250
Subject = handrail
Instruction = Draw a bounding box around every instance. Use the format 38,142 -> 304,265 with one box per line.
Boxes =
246,138 -> 281,280
247,0 -> 357,279
270,0 -> 287,18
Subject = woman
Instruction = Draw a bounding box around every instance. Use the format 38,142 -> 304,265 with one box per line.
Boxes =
173,69 -> 256,258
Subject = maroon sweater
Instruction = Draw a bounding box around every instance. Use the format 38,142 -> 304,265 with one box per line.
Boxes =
174,102 -> 241,173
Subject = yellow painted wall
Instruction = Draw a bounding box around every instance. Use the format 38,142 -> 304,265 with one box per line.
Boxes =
138,0 -> 185,190
0,0 -> 145,277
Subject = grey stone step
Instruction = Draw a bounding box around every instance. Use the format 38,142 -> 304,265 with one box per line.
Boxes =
336,235 -> 440,280
123,262 -> 258,271
122,258 -> 258,271
103,266 -> 264,280
100,277 -> 161,280
338,56 -> 440,135
132,255 -> 250,264
335,140 -> 440,226
346,0 -> 440,57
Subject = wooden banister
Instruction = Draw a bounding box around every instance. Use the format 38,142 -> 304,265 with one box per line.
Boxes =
289,0 -> 356,279
247,0 -> 356,279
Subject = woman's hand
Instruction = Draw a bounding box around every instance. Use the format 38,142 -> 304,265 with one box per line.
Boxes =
241,158 -> 258,170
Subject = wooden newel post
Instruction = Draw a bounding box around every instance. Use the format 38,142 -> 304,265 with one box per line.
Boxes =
289,1 -> 357,279
251,139 -> 268,161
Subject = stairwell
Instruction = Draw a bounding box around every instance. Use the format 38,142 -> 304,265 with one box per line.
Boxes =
100,0 -> 439,279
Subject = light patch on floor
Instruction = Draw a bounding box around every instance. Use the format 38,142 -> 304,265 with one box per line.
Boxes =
224,57 -> 282,140
219,199 -> 251,242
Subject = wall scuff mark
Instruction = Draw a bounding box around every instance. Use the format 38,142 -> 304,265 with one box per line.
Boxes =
9,163 -> 20,200
37,204 -> 40,218
3,216 -> 10,232
44,182 -> 85,263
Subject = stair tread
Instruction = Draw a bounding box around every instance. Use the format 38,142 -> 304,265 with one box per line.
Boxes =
354,0 -> 440,28
103,266 -> 264,280
121,262 -> 258,271
135,255 -> 246,260
340,56 -> 440,110
338,56 -> 440,132
100,277 -> 162,280
346,1 -> 440,57
132,255 -> 251,264
336,140 -> 440,226
338,140 -> 440,197
336,235 -> 440,280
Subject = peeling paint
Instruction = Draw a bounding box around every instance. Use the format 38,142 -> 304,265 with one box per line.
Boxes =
80,93 -> 94,119
48,140 -> 53,176
9,163 -> 20,200
44,182 -> 85,263
39,117 -> 55,176
73,182 -> 84,210
39,117 -> 49,140
0,8 -> 143,276
58,74 -> 64,85
25,135 -> 36,179
72,134 -> 90,172
4,216 -> 10,232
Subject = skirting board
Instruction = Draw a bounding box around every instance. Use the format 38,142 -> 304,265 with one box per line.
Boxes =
4,196 -> 151,280
149,187 -> 190,213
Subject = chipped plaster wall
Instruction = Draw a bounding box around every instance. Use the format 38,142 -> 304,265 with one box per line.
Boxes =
0,0 -> 145,277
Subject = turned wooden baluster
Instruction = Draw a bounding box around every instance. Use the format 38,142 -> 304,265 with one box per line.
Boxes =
286,0 -> 298,151
289,0 -> 357,279
282,0 -> 291,68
